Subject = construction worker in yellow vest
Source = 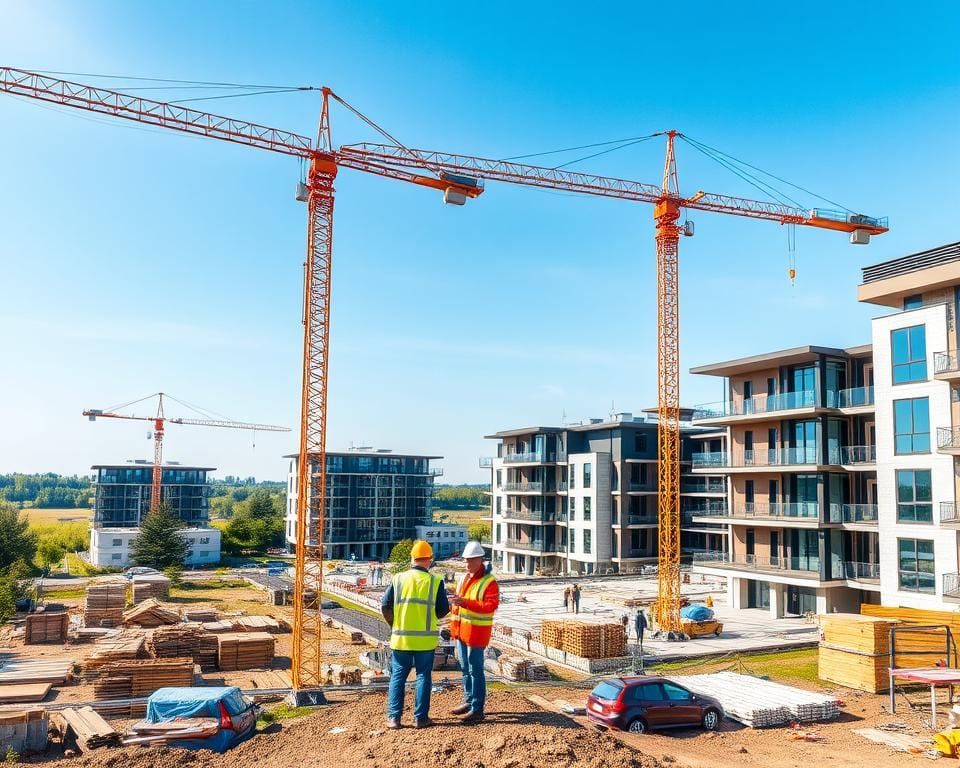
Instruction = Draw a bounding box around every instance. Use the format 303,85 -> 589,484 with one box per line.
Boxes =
448,540 -> 499,724
380,539 -> 449,730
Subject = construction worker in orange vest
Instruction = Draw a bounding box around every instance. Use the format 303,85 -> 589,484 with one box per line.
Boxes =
448,540 -> 499,724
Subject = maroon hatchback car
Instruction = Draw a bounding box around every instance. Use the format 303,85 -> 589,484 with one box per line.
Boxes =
586,676 -> 724,734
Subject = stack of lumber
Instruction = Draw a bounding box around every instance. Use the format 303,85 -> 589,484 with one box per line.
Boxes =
319,664 -> 362,685
83,634 -> 146,675
182,608 -> 218,622
861,604 -> 960,667
73,627 -> 119,643
561,622 -> 627,659
25,610 -> 69,644
147,626 -> 218,669
498,656 -> 530,682
817,613 -> 898,693
54,707 -> 121,751
217,632 -> 275,671
674,671 -> 840,727
122,599 -> 179,627
128,718 -> 219,744
0,659 -> 74,685
131,574 -> 170,603
526,662 -> 550,681
200,615 -> 283,634
93,658 -> 194,699
84,581 -> 127,628
0,683 -> 53,704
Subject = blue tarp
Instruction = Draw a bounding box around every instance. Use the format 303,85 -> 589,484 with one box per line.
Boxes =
145,687 -> 253,753
680,604 -> 714,622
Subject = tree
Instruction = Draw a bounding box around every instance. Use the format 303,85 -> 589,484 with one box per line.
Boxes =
220,489 -> 286,555
468,522 -> 491,542
129,502 -> 189,569
0,502 -> 36,571
388,539 -> 414,572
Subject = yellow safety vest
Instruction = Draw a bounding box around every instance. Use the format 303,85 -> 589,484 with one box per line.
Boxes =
390,568 -> 442,652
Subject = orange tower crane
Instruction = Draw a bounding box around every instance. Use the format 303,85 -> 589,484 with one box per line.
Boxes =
83,392 -> 290,513
1,68 -> 887,690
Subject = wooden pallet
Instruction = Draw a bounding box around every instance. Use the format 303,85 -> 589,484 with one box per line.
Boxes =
84,581 -> 128,629
122,599 -> 179,627
818,645 -> 889,693
25,611 -> 69,644
83,633 -> 146,674
131,575 -> 171,604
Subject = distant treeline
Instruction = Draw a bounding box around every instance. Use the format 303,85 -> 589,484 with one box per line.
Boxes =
433,485 -> 488,509
0,473 -> 93,508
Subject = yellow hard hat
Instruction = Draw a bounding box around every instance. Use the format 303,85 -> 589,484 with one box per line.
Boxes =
410,539 -> 433,560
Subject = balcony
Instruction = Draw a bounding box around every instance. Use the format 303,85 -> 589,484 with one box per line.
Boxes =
941,502 -> 960,526
620,548 -> 655,559
684,504 -> 729,518
937,427 -> 960,454
944,573 -> 960,600
832,445 -> 877,465
692,447 -> 822,470
681,479 -> 726,493
620,515 -> 658,526
502,508 -> 555,523
841,561 -> 880,582
627,481 -> 657,492
835,386 -> 875,409
934,352 -> 960,381
503,452 -> 556,464
502,482 -> 544,493
478,457 -> 493,468
734,502 -> 820,520
828,503 -> 879,524
691,551 -> 821,577
692,390 -> 819,421
429,467 -> 444,476
504,538 -> 555,552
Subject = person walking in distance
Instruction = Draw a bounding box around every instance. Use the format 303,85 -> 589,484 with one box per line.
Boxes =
449,540 -> 500,724
381,540 -> 449,730
572,584 -> 581,614
562,585 -> 570,612
635,608 -> 648,642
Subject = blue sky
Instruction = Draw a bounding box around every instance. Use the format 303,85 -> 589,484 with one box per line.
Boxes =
1,1 -> 957,483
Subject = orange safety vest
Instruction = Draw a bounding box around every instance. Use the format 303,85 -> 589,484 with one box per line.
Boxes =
450,572 -> 498,648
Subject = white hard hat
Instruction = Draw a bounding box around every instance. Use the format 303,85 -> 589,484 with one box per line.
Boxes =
462,540 -> 485,559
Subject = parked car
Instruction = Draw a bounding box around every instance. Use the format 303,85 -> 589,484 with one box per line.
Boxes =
124,566 -> 161,579
586,675 -> 723,734
129,686 -> 259,752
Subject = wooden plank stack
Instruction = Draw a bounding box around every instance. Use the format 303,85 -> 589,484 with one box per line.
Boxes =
54,707 -> 121,751
860,604 -> 960,667
0,683 -> 53,704
182,609 -> 218,622
84,581 -> 127,628
540,620 -> 626,658
217,632 -> 275,671
0,659 -> 74,685
25,610 -> 69,644
817,613 -> 898,693
93,658 -> 194,699
147,626 -> 218,669
131,575 -> 171,604
122,599 -> 179,627
498,656 -> 530,682
83,634 -> 146,675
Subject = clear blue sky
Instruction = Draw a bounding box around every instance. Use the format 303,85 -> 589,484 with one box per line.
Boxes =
1,1 -> 957,483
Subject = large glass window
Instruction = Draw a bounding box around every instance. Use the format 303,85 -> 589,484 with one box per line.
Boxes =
583,529 -> 592,554
583,462 -> 592,488
891,326 -> 927,384
894,398 -> 930,454
897,470 -> 932,523
634,432 -> 647,452
584,497 -> 592,521
569,463 -> 576,490
898,538 -> 935,593
570,497 -> 576,521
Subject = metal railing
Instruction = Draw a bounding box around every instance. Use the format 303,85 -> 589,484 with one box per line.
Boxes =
692,389 -> 819,420
478,457 -> 494,468
842,561 -> 880,580
622,515 -> 658,525
834,445 -> 877,464
945,572 -> 960,598
938,427 -> 960,449
429,467 -> 445,476
504,538 -> 555,552
502,508 -> 554,523
941,502 -> 960,523
690,551 -> 819,573
736,502 -> 819,519
692,447 -> 822,468
502,452 -> 556,464
681,479 -> 726,493
828,503 -> 879,523
836,386 -> 875,408
501,482 -> 544,493
683,504 -> 729,516
935,352 -> 959,375
557,481 -> 568,491
622,548 -> 654,558
627,481 -> 657,491
691,550 -> 729,563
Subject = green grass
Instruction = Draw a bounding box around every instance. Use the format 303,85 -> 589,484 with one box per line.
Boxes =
433,508 -> 489,525
176,579 -> 248,590
64,553 -> 121,577
652,647 -> 820,685
41,587 -> 86,600
257,703 -> 317,725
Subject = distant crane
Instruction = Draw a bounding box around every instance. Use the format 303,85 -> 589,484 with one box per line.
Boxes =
83,392 -> 290,513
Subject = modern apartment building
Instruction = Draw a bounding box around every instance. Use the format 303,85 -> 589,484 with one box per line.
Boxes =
284,449 -> 443,561
483,412 -> 728,576
89,460 -> 221,567
690,240 -> 960,615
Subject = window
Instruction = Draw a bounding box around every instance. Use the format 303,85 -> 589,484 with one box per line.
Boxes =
583,529 -> 592,554
569,463 -> 576,489
495,524 -> 501,543
111,553 -> 121,561
891,326 -> 927,384
584,462 -> 592,488
496,469 -> 502,488
199,536 -> 210,544
898,538 -> 935,593
569,534 -> 575,553
634,432 -> 647,452
897,470 -> 932,523
663,682 -> 693,701
496,496 -> 502,514
584,497 -> 592,521
631,683 -> 664,702
744,480 -> 754,505
112,538 -> 122,546
894,398 -> 930,454
767,377 -> 777,397
570,497 -> 576,521
903,294 -> 923,310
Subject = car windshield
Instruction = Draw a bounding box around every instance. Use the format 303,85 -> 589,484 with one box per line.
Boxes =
590,680 -> 624,701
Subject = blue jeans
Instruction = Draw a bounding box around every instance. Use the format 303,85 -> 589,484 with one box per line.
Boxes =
386,649 -> 435,722
457,640 -> 486,714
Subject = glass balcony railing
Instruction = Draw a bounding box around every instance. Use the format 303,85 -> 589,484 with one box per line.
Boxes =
944,572 -> 960,598
681,479 -> 726,493
504,538 -> 555,552
693,390 -> 818,419
691,551 -> 820,574
836,386 -> 875,408
842,561 -> 880,580
828,503 -> 879,523
478,457 -> 494,468
621,515 -> 658,525
627,481 -> 657,491
941,502 -> 960,524
832,445 -> 877,464
935,352 -> 959,375
684,504 -> 729,517
938,427 -> 960,450
502,508 -> 554,523
501,482 -> 544,493
736,502 -> 819,519
692,447 -> 822,468
503,452 -> 556,464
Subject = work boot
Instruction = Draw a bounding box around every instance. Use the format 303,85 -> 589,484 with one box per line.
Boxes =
450,704 -> 471,716
386,718 -> 401,730
462,710 -> 485,724
414,718 -> 434,729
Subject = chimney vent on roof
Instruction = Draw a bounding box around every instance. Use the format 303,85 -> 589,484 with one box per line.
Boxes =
615,412 -> 633,422
589,418 -> 603,424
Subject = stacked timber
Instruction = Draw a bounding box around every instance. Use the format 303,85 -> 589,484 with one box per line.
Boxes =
84,581 -> 127,628
93,658 -> 194,699
182,609 -> 218,622
320,664 -> 362,686
817,613 -> 898,693
147,626 -> 218,669
0,659 -> 74,685
498,656 -> 531,682
25,610 -> 69,644
861,604 -> 960,667
233,615 -> 283,633
217,632 -> 275,671
526,662 -> 550,681
54,707 -> 121,751
131,575 -> 170,604
83,634 -> 146,675
122,599 -> 179,627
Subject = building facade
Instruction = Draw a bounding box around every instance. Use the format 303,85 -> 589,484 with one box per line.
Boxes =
285,449 -> 443,561
691,240 -> 960,615
483,412 -> 728,576
89,461 -> 221,567
414,523 -> 469,559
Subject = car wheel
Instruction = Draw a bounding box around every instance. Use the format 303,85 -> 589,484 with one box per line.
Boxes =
714,627 -> 722,636
702,709 -> 720,731
627,718 -> 648,734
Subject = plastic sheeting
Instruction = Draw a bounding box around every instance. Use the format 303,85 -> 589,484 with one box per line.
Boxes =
680,604 -> 714,622
144,687 -> 254,753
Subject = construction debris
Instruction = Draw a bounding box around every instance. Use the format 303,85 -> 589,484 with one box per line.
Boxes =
217,632 -> 275,671
672,671 -> 841,727
320,664 -> 362,686
25,610 -> 69,644
0,708 -> 48,754
54,706 -> 121,751
122,599 -> 179,627
131,574 -> 171,603
93,658 -> 194,699
83,580 -> 127,628
854,727 -> 929,753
